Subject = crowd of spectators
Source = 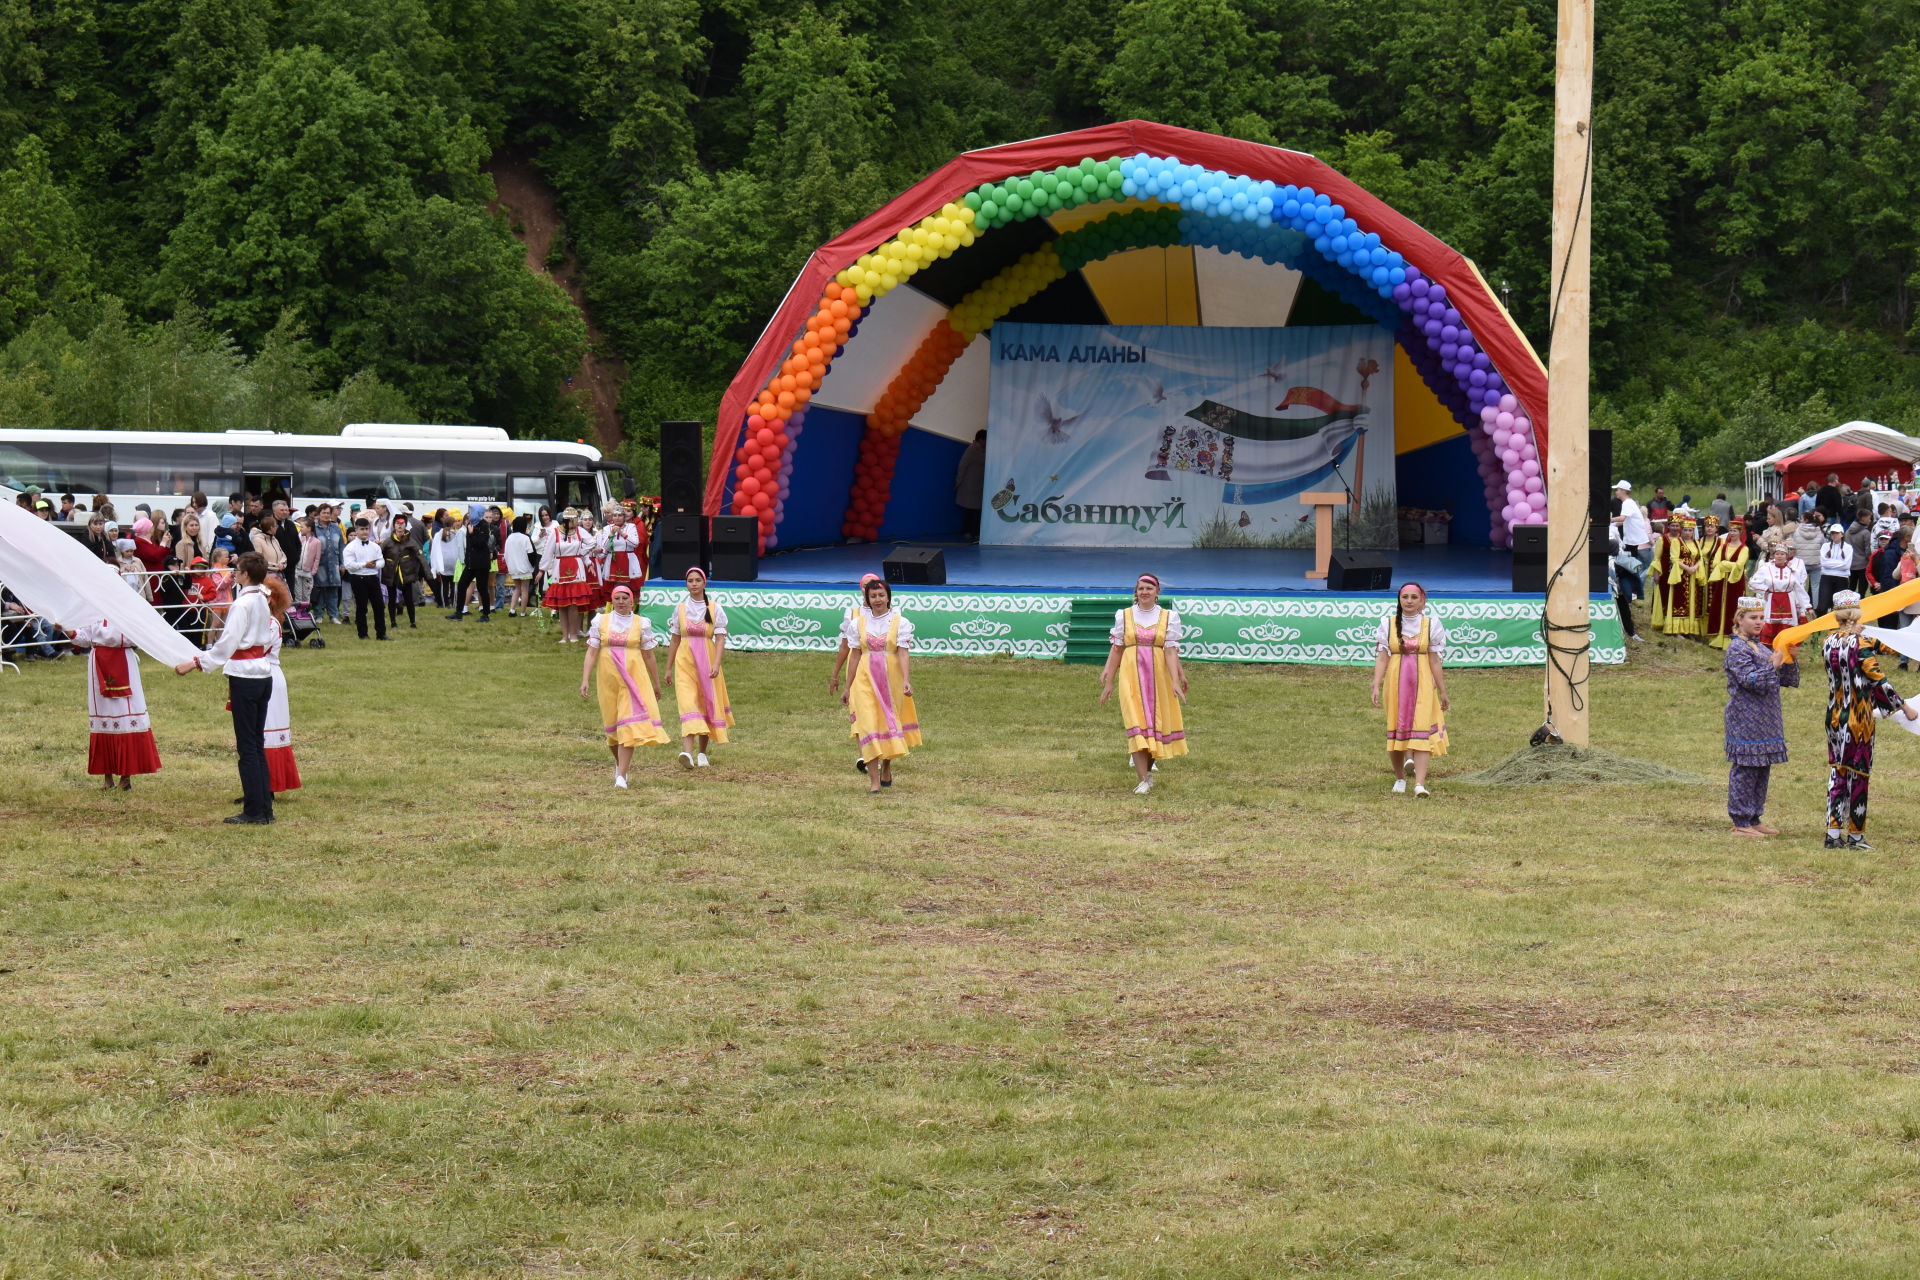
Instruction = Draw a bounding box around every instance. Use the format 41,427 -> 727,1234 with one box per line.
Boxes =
3,484 -> 639,661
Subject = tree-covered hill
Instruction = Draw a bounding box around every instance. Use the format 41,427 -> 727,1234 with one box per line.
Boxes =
1,0 -> 1914,483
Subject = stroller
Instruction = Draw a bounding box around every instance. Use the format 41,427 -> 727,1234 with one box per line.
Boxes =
284,600 -> 324,649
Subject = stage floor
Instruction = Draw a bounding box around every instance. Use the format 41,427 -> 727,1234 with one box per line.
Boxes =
748,542 -> 1522,597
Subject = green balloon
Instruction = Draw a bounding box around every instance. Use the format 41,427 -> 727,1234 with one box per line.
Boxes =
978,199 -> 999,221
963,192 -> 982,211
1016,178 -> 1035,198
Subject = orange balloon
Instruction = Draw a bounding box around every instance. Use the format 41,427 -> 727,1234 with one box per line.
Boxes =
840,286 -> 859,304
777,391 -> 796,409
794,387 -> 812,406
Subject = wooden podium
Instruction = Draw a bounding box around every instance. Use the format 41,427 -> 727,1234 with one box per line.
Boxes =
1300,491 -> 1348,580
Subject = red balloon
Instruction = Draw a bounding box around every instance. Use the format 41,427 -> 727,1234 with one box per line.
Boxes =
746,414 -> 766,432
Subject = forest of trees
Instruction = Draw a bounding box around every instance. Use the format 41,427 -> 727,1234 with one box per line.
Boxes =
0,0 -> 1916,485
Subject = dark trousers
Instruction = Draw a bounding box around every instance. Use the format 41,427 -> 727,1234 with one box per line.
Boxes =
459,563 -> 492,617
349,574 -> 386,638
228,675 -> 273,819
960,506 -> 981,541
388,581 -> 416,628
432,573 -> 453,607
1817,574 -> 1850,616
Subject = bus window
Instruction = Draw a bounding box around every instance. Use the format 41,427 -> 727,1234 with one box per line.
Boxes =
510,474 -> 549,510
335,450 -> 441,502
444,461 -> 508,504
110,443 -> 202,496
0,441 -> 108,494
293,457 -> 334,496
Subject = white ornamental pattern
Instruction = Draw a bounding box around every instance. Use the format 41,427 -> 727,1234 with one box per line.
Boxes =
950,618 -> 1013,638
759,614 -> 824,635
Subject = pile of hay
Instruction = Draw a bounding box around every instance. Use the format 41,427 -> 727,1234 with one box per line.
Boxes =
1457,743 -> 1703,787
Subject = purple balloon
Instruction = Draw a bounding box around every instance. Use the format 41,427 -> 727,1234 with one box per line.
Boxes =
1469,369 -> 1488,387
1443,308 -> 1462,326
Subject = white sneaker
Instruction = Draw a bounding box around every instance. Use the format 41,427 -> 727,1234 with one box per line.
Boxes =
1133,779 -> 1152,794
613,774 -> 627,789
695,753 -> 710,767
1150,760 -> 1159,773
1630,634 -> 1646,645
677,751 -> 694,770
1414,785 -> 1431,799
1392,777 -> 1407,794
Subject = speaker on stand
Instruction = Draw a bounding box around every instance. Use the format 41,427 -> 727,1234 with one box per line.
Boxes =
651,513 -> 704,580
659,419 -> 703,515
707,515 -> 760,581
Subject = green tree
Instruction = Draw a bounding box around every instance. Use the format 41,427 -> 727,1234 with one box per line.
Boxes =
337,196 -> 587,431
0,135 -> 94,344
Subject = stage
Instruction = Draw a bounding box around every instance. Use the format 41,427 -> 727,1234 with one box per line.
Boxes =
749,541 -> 1521,596
649,541 -> 1625,668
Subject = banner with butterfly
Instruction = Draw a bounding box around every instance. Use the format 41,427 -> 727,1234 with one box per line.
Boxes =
983,322 -> 1395,548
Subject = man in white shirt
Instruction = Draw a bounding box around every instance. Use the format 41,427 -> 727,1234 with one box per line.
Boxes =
174,551 -> 281,824
341,518 -> 388,640
1611,480 -> 1652,597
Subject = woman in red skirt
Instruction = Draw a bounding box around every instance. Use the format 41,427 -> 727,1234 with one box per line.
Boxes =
541,508 -> 597,643
69,618 -> 163,790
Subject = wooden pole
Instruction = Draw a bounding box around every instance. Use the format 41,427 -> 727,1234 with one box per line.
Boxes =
1545,0 -> 1593,746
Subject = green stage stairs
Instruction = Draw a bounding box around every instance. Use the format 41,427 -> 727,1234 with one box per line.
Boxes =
1064,596 -> 1129,664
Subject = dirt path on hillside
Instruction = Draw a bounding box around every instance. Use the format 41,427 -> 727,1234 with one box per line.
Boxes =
487,149 -> 626,456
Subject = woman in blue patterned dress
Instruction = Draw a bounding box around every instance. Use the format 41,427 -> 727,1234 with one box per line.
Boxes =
1723,596 -> 1788,838
1822,590 -> 1917,850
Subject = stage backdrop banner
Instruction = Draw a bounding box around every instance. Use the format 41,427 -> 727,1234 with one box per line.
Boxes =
983,322 -> 1396,549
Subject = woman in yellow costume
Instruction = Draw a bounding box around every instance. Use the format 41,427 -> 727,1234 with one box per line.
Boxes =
830,574 -> 920,793
1662,514 -> 1708,638
1099,573 -> 1188,795
663,566 -> 732,770
577,584 -> 667,788
1369,581 -> 1450,797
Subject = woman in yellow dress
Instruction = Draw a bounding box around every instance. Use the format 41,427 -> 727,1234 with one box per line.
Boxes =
1099,573 -> 1188,794
1369,581 -> 1450,797
577,584 -> 667,787
663,567 -> 733,769
829,573 -> 920,793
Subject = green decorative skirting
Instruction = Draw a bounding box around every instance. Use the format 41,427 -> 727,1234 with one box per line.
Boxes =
636,590 -> 1625,668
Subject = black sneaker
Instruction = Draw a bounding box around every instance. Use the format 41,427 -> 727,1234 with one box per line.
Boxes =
1823,834 -> 1846,849
1848,835 -> 1874,851
445,613 -> 464,621
223,813 -> 274,825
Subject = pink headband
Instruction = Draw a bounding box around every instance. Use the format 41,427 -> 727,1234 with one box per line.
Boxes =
609,585 -> 634,600
685,567 -> 707,581
1136,574 -> 1161,589
860,573 -> 883,587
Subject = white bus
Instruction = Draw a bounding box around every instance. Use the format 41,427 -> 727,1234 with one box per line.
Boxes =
0,424 -> 634,521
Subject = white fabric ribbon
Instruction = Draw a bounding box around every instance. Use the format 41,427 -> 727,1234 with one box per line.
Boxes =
0,501 -> 200,666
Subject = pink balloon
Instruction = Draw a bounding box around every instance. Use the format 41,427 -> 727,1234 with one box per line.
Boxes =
1493,429 -> 1512,449
1521,459 -> 1540,478
1499,394 -> 1518,413
1524,476 -> 1544,495
1501,448 -> 1520,466
1496,411 -> 1516,430
1501,504 -> 1516,522
1480,405 -> 1499,424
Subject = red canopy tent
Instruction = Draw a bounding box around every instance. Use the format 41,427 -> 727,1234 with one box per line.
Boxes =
1776,439 -> 1907,495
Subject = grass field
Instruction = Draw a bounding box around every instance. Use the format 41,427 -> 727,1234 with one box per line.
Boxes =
5,614 -> 1920,1278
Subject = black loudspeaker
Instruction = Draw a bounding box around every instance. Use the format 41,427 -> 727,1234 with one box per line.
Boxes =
659,420 -> 703,514
883,545 -> 946,585
707,515 -> 759,581
651,513 -> 704,579
1328,551 -> 1393,591
1589,430 -> 1614,527
1511,522 -> 1548,592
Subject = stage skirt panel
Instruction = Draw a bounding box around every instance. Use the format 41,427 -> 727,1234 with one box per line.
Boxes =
1382,613 -> 1448,756
265,664 -> 301,793
542,554 -> 597,609
848,610 -> 920,762
74,621 -> 162,777
1118,608 -> 1187,760
593,614 -> 670,748
672,605 -> 732,742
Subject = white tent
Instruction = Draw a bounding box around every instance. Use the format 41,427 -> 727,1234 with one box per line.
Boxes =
1743,420 -> 1920,502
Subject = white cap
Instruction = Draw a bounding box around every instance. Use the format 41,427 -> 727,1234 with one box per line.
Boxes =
1613,479 -> 1632,491
1834,590 -> 1863,608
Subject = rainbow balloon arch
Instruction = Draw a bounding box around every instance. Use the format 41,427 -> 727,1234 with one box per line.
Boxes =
707,121 -> 1550,560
